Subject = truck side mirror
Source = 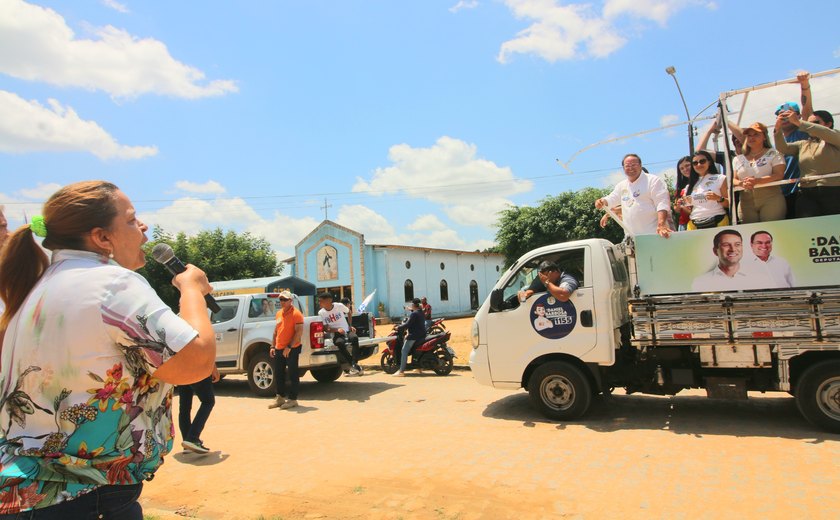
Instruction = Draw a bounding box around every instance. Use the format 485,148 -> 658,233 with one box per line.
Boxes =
489,289 -> 504,312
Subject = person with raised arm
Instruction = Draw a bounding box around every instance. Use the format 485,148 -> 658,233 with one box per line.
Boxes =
0,181 -> 216,517
595,154 -> 672,238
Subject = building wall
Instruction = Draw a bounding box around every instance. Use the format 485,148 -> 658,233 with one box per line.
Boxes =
372,246 -> 503,319
295,222 -> 366,314
291,221 -> 504,319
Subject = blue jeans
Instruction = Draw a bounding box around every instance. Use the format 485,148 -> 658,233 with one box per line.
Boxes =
178,375 -> 215,443
399,339 -> 416,373
0,483 -> 143,519
273,347 -> 301,400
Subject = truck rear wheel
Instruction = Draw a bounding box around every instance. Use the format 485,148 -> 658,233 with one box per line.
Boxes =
311,366 -> 343,383
247,349 -> 275,397
795,360 -> 840,433
528,361 -> 592,421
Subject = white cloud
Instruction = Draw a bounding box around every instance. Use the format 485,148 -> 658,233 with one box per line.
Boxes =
603,0 -> 697,25
18,182 -> 62,200
0,90 -> 158,159
0,185 -> 60,229
335,204 -> 490,251
175,180 -> 226,195
449,1 -> 479,13
659,114 -> 679,127
0,0 -> 237,99
101,0 -> 129,14
352,136 -> 532,227
498,0 -> 712,63
407,214 -> 448,232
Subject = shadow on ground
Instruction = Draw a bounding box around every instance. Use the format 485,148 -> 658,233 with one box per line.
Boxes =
483,391 -> 840,442
209,376 -> 400,403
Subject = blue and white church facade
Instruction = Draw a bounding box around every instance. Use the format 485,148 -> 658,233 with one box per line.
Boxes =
286,220 -> 504,319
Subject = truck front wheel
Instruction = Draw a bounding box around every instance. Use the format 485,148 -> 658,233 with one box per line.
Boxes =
311,366 -> 343,383
528,361 -> 592,421
247,350 -> 275,397
795,360 -> 840,433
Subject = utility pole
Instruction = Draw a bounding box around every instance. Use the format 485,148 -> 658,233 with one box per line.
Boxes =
666,66 -> 695,155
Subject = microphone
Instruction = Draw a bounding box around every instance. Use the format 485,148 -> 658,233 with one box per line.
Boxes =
151,244 -> 221,313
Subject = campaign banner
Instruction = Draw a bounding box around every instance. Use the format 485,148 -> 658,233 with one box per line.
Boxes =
635,214 -> 840,295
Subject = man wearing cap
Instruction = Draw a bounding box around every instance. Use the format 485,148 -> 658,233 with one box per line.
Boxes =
517,260 -> 579,303
775,72 -> 815,218
595,153 -> 672,238
269,291 -> 305,409
318,292 -> 363,376
394,298 -> 426,377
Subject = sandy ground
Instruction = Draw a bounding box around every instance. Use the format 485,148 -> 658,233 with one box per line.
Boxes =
141,318 -> 840,519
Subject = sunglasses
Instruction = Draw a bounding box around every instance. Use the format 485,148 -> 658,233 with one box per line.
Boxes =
278,298 -> 290,302
692,159 -> 708,165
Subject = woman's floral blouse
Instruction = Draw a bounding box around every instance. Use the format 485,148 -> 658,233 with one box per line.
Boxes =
0,250 -> 197,513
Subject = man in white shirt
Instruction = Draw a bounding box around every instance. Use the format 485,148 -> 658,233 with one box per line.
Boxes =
748,231 -> 795,288
317,292 -> 362,376
595,154 -> 672,238
691,229 -> 771,292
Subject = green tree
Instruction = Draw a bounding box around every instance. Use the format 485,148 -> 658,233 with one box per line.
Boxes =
139,227 -> 283,311
495,187 -> 625,267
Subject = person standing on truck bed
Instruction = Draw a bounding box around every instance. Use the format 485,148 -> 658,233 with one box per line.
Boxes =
517,261 -> 579,303
595,153 -> 672,238
318,293 -> 363,376
269,291 -> 304,410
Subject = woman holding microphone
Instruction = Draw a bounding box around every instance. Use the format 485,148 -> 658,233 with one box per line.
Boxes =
0,181 -> 215,518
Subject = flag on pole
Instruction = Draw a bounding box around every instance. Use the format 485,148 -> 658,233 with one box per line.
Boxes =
358,289 -> 376,313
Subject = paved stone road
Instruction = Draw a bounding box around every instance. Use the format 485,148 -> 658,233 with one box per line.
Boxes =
143,371 -> 840,519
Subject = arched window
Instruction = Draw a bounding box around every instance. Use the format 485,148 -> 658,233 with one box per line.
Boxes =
405,260 -> 411,269
469,280 -> 479,310
440,279 -> 449,301
404,279 -> 414,302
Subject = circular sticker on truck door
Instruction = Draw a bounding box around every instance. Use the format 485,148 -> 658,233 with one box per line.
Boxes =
529,294 -> 577,339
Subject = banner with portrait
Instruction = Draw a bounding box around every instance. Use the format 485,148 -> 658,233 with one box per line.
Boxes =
635,214 -> 840,296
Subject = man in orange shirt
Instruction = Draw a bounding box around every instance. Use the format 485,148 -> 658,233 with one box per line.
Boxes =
269,291 -> 305,410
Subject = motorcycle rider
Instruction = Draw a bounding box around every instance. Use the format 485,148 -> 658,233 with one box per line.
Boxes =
394,298 -> 426,377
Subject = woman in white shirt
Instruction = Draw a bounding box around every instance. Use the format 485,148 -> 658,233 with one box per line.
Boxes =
675,150 -> 730,230
0,181 -> 216,518
732,122 -> 786,223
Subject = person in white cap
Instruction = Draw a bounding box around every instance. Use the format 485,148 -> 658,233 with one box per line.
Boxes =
269,291 -> 304,409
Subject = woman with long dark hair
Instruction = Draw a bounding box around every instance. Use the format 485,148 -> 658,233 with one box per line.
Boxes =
0,181 -> 216,518
675,150 -> 730,230
674,156 -> 692,231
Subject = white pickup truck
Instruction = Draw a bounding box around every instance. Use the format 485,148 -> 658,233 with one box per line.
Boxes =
470,214 -> 840,432
210,293 -> 383,396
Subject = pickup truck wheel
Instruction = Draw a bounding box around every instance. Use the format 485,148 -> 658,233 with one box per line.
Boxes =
528,362 -> 592,421
247,350 -> 275,397
311,366 -> 343,383
795,360 -> 840,433
380,352 -> 399,374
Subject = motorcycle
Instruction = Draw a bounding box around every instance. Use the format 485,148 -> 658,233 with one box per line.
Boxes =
426,317 -> 446,336
380,327 -> 455,375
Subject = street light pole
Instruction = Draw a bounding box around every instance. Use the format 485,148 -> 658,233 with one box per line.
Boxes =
666,66 -> 694,155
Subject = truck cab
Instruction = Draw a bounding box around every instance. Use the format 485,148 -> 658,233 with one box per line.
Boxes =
471,239 -> 629,390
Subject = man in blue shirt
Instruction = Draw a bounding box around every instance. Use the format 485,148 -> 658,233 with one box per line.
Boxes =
394,298 -> 426,377
518,261 -> 579,303
776,72 -> 814,218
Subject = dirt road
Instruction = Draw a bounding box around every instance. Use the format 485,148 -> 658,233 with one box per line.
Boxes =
142,366 -> 839,519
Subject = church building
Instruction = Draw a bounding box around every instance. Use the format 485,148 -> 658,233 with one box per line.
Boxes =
286,220 -> 504,319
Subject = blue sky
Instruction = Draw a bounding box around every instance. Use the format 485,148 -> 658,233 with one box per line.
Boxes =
2,0 -> 839,258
